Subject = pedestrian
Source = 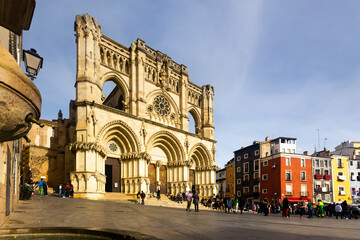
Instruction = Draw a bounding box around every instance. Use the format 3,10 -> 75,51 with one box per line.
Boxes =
298,197 -> 306,219
239,199 -> 244,214
233,197 -> 238,213
341,200 -> 348,219
227,197 -> 233,213
37,178 -> 44,195
43,181 -> 48,195
335,203 -> 342,219
141,191 -> 146,205
193,192 -> 200,212
156,189 -> 161,200
70,184 -> 74,197
58,184 -> 62,197
64,183 -> 70,198
282,197 -> 290,218
307,201 -> 313,218
263,199 -> 269,216
186,191 -> 193,211
136,191 -> 141,204
318,200 -> 324,217
223,196 -> 228,213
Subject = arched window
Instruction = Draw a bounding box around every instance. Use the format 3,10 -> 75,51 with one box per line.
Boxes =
102,80 -> 125,111
188,112 -> 196,134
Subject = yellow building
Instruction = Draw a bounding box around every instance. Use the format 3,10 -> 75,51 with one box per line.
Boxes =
225,158 -> 235,197
331,155 -> 352,202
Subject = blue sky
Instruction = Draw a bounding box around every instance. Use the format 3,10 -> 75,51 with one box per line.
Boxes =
23,0 -> 360,168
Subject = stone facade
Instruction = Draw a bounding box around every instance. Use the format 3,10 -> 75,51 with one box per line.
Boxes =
67,14 -> 217,199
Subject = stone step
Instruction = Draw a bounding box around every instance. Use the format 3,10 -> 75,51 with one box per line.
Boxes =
103,192 -> 136,200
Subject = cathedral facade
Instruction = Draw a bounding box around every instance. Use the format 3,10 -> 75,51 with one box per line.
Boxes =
70,14 -> 217,199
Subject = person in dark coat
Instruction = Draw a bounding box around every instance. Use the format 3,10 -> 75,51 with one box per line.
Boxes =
193,192 -> 200,212
141,191 -> 146,205
156,189 -> 161,200
282,197 -> 290,218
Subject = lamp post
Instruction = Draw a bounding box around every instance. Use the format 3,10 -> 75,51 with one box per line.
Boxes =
23,48 -> 43,80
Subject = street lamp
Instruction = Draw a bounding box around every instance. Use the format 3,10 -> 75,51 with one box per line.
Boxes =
23,48 -> 43,80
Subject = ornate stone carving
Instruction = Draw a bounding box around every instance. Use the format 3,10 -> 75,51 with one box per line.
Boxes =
120,151 -> 151,162
69,141 -> 107,157
74,14 -> 102,40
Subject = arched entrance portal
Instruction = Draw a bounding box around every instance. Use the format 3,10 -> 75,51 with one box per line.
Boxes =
149,146 -> 168,194
105,158 -> 121,192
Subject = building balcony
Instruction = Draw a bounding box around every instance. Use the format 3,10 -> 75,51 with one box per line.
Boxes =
315,187 -> 322,192
300,191 -> 309,197
314,174 -> 323,179
338,175 -> 346,181
324,175 -> 332,180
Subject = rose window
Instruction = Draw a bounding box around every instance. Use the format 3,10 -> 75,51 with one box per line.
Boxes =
153,96 -> 171,116
109,142 -> 118,152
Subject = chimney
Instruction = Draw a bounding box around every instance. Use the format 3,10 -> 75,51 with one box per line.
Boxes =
303,151 -> 308,155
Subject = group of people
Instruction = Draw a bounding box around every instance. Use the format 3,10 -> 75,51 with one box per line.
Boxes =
58,183 -> 74,198
136,191 -> 146,205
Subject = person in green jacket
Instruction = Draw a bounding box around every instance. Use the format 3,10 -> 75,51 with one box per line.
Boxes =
318,200 -> 324,217
233,197 -> 239,213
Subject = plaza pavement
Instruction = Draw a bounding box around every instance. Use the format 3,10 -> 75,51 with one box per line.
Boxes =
1,195 -> 360,240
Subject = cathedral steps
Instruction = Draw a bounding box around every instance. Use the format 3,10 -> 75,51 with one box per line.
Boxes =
102,192 -> 136,201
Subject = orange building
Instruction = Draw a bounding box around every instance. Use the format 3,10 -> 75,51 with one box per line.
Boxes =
225,158 -> 235,197
260,153 -> 313,204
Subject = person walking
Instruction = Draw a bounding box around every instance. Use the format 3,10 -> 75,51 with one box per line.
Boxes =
193,192 -> 200,212
227,197 -> 233,213
156,189 -> 161,200
186,191 -> 193,211
37,179 -> 44,195
335,204 -> 342,219
136,191 -> 141,204
43,181 -> 48,195
318,200 -> 324,217
233,197 -> 238,213
307,201 -> 313,218
239,199 -> 244,214
298,197 -> 306,219
282,197 -> 290,218
141,191 -> 146,205
341,200 -> 348,219
58,184 -> 63,197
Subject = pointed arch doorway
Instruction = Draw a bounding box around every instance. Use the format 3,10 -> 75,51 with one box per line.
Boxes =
149,146 -> 168,194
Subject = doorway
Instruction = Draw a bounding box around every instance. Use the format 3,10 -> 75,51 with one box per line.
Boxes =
105,158 -> 121,192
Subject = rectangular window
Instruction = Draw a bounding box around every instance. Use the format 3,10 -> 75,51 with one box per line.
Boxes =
263,160 -> 268,166
301,184 -> 307,196
357,161 -> 360,169
338,159 -> 343,168
243,162 -> 249,173
351,172 -> 355,181
301,171 -> 306,181
237,156 -> 241,161
282,148 -> 286,153
255,150 -> 259,156
262,174 -> 268,180
315,169 -> 320,175
301,159 -> 305,167
253,185 -> 260,193
237,167 -> 241,173
244,153 -> 248,159
243,174 -> 249,182
237,179 -> 241,184
315,159 -> 319,167
243,187 -> 249,195
324,160 -> 328,168
286,184 -> 293,196
324,169 -> 329,175
262,189 -> 267,194
254,159 -> 259,171
254,172 -> 260,179
237,191 -> 241,197
286,170 -> 292,181
350,161 -> 353,166
339,186 -> 345,195
286,157 -> 291,166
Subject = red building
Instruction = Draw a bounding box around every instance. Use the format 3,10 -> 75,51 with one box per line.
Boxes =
260,153 -> 313,204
